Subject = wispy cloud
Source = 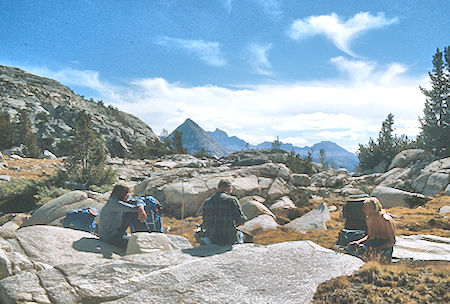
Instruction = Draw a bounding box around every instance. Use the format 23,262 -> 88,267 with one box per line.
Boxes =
289,12 -> 397,56
155,37 -> 227,67
248,43 -> 273,76
254,0 -> 283,18
330,56 -> 410,85
12,61 -> 426,153
223,0 -> 232,14
224,0 -> 282,17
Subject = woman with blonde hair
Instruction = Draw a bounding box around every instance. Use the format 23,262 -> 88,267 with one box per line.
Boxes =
345,197 -> 396,262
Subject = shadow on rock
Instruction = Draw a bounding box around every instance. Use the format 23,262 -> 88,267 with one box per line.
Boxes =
73,237 -> 125,258
182,244 -> 233,257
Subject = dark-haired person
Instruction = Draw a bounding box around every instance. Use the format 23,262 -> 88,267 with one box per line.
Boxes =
345,197 -> 396,262
98,184 -> 148,249
201,179 -> 247,246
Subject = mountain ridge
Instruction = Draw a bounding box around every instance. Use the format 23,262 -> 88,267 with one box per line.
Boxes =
0,65 -> 159,157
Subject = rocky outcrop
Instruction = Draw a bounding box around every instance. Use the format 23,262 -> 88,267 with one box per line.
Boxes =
0,225 -> 364,304
269,196 -> 297,218
0,65 -> 158,156
371,186 -> 429,208
284,202 -> 331,233
393,235 -> 450,261
21,191 -> 104,227
241,200 -> 276,220
388,149 -> 425,170
239,214 -> 279,234
133,162 -> 298,218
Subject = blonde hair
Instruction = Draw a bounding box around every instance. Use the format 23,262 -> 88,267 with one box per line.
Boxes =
364,197 -> 385,215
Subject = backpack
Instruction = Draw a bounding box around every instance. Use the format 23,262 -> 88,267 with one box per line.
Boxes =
336,229 -> 366,246
62,207 -> 99,234
128,196 -> 164,233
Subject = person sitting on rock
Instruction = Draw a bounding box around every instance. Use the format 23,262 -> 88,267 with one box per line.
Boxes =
98,184 -> 148,249
201,179 -> 247,246
345,197 -> 396,262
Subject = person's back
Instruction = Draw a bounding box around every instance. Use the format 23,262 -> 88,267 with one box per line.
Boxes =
202,180 -> 246,245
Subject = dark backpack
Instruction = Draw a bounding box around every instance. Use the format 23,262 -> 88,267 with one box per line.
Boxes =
62,207 -> 99,234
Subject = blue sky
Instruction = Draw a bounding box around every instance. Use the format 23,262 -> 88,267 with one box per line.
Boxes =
1,1 -> 449,153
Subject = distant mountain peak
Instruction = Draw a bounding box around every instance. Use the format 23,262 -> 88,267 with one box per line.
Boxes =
171,119 -> 228,157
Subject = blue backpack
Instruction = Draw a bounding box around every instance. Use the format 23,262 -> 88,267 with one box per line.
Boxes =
62,207 -> 99,234
128,196 -> 164,233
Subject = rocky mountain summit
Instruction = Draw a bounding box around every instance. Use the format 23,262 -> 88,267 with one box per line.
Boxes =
170,118 -> 229,157
0,65 -> 158,156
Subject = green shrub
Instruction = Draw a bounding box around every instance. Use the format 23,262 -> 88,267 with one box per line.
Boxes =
33,186 -> 70,207
0,179 -> 45,212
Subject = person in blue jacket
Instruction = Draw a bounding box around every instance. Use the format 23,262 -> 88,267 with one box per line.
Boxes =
98,184 -> 148,249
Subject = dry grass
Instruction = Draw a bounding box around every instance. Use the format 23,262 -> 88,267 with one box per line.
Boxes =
391,196 -> 450,237
162,216 -> 203,246
313,260 -> 450,303
0,157 -> 61,180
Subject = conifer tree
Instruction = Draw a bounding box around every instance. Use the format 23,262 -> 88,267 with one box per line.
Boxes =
171,130 -> 186,154
16,109 -> 40,157
419,47 -> 450,157
357,113 -> 412,171
65,111 -> 116,188
272,136 -> 282,150
0,112 -> 14,150
377,113 -> 396,163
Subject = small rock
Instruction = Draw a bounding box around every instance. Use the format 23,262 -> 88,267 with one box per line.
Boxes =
439,205 -> 450,214
445,184 -> 450,196
328,205 -> 337,212
9,155 -> 23,160
42,150 -> 57,159
0,175 -> 11,182
10,166 -> 21,171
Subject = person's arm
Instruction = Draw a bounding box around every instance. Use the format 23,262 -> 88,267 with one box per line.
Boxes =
233,197 -> 247,226
347,234 -> 368,246
108,197 -> 146,212
348,217 -> 373,245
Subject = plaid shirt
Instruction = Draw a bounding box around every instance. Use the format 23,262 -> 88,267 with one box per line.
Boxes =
202,191 -> 246,245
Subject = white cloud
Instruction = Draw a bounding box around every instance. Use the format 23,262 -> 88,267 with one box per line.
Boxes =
289,12 -> 397,56
20,65 -> 122,101
273,112 -> 367,132
330,56 -> 409,85
282,136 -> 308,146
12,61 -> 426,152
156,37 -> 227,67
248,43 -> 273,75
316,130 -> 361,141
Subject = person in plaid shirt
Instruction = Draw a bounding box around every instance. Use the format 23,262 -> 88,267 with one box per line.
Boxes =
201,179 -> 247,245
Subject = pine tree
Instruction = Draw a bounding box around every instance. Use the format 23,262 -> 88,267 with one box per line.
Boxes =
0,112 -> 14,150
16,109 -> 40,157
319,149 -> 329,170
377,113 -> 396,163
419,47 -> 450,157
171,130 -> 186,154
272,136 -> 282,150
65,111 -> 116,188
357,113 -> 413,172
